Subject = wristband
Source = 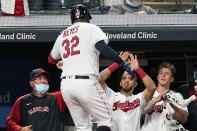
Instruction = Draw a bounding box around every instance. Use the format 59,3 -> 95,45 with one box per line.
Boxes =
135,67 -> 147,79
108,63 -> 119,73
48,54 -> 58,65
122,62 -> 135,80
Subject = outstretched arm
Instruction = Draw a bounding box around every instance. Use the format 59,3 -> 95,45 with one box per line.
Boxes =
128,54 -> 156,102
95,40 -> 135,77
48,35 -> 62,65
99,68 -> 112,90
99,52 -> 130,90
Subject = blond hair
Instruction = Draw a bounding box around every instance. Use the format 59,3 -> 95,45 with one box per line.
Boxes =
158,62 -> 176,77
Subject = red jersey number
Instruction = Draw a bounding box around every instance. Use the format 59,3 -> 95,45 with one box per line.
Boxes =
62,36 -> 80,58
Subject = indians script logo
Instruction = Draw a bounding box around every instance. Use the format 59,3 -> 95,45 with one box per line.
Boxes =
148,105 -> 163,114
113,98 -> 140,112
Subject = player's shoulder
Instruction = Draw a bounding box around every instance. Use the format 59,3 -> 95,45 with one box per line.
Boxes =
15,93 -> 32,104
105,85 -> 116,94
131,92 -> 144,101
89,23 -> 99,27
169,90 -> 184,99
47,91 -> 61,97
57,28 -> 68,38
79,22 -> 100,29
18,93 -> 31,100
134,91 -> 144,97
112,92 -> 125,100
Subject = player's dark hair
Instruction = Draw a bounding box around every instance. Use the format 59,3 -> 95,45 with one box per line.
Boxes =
121,71 -> 137,81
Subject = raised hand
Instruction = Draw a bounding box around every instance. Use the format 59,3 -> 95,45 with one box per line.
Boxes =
119,51 -> 130,62
121,53 -> 136,80
128,54 -> 139,70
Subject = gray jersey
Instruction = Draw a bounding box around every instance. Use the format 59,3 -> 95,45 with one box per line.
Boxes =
108,0 -> 156,15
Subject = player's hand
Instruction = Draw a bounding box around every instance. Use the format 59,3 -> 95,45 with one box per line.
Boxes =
143,102 -> 153,113
137,11 -> 148,15
163,99 -> 170,107
159,89 -> 169,99
56,61 -> 63,70
119,51 -> 130,62
20,125 -> 33,131
154,89 -> 169,104
128,54 -> 139,70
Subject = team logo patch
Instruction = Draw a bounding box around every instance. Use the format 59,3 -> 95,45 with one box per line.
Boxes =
148,105 -> 163,114
75,9 -> 80,18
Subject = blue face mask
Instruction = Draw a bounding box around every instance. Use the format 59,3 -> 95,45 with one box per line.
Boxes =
126,0 -> 141,7
35,84 -> 49,94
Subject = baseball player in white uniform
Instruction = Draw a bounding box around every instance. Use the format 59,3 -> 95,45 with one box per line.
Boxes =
141,62 -> 188,131
48,4 -> 135,131
98,52 -> 156,131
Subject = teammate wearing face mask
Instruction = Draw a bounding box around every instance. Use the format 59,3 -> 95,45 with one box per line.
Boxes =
6,68 -> 66,131
108,0 -> 156,15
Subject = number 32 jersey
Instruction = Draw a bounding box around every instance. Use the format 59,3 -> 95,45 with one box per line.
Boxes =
49,22 -> 109,77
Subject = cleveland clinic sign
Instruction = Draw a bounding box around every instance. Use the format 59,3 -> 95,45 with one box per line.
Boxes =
0,27 -> 196,42
0,32 -> 37,40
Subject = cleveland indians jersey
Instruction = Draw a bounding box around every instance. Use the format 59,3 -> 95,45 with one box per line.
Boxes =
50,22 -> 109,77
141,90 -> 188,131
105,86 -> 147,131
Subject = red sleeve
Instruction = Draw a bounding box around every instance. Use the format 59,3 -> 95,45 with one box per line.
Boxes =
50,91 -> 66,112
48,54 -> 58,65
6,97 -> 23,131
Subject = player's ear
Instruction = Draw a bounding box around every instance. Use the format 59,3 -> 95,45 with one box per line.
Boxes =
134,82 -> 138,88
29,80 -> 34,87
170,77 -> 174,82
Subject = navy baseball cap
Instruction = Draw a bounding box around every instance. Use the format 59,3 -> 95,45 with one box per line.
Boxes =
29,68 -> 49,80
